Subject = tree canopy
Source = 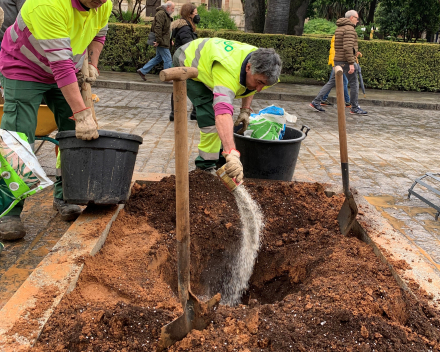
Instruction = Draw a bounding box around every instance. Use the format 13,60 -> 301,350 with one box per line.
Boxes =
375,0 -> 440,42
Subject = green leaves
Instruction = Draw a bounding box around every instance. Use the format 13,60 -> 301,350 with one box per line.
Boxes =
100,23 -> 440,92
303,18 -> 337,35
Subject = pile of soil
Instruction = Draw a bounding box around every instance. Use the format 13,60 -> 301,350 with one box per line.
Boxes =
31,170 -> 440,351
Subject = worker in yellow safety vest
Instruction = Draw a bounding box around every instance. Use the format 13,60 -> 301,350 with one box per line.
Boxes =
173,38 -> 282,183
0,0 -> 112,241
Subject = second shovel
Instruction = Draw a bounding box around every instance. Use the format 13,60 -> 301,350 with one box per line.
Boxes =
335,65 -> 358,236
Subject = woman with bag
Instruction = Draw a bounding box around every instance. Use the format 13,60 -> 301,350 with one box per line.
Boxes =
168,3 -> 200,122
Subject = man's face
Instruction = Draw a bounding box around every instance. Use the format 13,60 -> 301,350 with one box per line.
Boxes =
166,4 -> 175,14
245,63 -> 268,93
350,13 -> 359,26
80,0 -> 107,9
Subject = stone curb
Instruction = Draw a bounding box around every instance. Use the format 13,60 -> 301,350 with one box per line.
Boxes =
94,79 -> 440,111
352,189 -> 440,304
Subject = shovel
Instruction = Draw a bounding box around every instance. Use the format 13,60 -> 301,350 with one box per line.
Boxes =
80,51 -> 98,128
157,67 -> 221,352
335,66 -> 358,236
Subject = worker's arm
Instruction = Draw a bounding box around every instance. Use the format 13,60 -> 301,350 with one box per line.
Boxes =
60,83 -> 86,112
241,95 -> 253,109
87,41 -> 104,67
215,113 -> 235,153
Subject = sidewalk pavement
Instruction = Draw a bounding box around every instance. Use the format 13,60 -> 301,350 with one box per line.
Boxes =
97,71 -> 440,110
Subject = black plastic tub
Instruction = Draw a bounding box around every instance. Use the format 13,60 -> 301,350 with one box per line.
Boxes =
233,125 -> 309,181
56,130 -> 143,205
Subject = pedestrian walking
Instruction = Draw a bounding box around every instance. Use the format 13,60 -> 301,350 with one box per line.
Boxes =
168,2 -> 199,122
309,10 -> 367,115
137,1 -> 174,81
320,35 -> 351,108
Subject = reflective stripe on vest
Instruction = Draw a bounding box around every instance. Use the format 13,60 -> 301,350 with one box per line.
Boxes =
198,130 -> 221,161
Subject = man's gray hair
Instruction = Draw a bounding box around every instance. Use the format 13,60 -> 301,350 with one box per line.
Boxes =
165,1 -> 174,8
345,10 -> 357,18
249,48 -> 282,86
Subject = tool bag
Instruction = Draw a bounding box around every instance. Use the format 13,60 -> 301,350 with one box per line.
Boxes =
0,130 -> 53,217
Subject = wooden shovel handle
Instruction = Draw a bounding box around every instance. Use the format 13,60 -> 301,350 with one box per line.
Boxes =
164,67 -> 198,308
80,51 -> 98,127
335,66 -> 348,164
160,67 -> 198,82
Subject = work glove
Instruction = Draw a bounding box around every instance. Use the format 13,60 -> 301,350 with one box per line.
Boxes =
86,64 -> 99,84
76,71 -> 85,87
234,108 -> 252,135
222,149 -> 243,183
72,107 -> 99,140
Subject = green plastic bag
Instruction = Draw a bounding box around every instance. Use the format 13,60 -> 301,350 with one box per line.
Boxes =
244,105 -> 297,140
0,129 -> 53,217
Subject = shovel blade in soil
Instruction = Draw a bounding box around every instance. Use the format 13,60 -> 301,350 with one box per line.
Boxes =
337,195 -> 358,236
157,291 -> 221,351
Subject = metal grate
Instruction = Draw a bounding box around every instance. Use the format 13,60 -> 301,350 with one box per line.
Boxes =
408,173 -> 440,221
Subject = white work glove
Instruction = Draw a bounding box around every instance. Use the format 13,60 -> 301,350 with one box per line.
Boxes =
85,64 -> 99,84
234,108 -> 251,135
72,108 -> 99,140
222,149 -> 243,183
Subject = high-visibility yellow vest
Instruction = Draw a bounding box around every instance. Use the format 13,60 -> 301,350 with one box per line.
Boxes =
178,38 -> 263,99
21,0 -> 111,58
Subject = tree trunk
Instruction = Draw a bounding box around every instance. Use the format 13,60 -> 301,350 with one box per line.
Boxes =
209,0 -> 222,10
287,0 -> 310,36
366,0 -> 378,24
264,0 -> 291,34
244,0 -> 266,33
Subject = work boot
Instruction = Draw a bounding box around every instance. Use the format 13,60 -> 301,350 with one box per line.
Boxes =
0,216 -> 26,241
53,198 -> 82,221
190,108 -> 197,120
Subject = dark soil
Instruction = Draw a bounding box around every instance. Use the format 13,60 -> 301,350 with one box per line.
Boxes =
31,170 -> 440,352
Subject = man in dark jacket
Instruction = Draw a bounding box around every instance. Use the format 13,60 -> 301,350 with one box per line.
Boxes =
137,1 -> 174,81
309,10 -> 367,115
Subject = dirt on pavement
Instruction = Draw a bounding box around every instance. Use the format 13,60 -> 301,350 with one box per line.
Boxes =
28,170 -> 440,352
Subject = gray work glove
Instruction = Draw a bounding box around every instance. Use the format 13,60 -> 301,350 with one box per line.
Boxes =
75,64 -> 99,87
234,108 -> 252,135
222,149 -> 243,183
72,108 -> 99,140
76,71 -> 85,87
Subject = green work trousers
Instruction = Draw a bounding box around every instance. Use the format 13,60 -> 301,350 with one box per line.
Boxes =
0,74 -> 74,215
173,49 -> 224,170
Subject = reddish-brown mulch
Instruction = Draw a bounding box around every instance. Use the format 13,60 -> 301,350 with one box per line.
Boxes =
30,170 -> 440,352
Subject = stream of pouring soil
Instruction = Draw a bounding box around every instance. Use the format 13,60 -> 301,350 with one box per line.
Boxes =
223,186 -> 264,306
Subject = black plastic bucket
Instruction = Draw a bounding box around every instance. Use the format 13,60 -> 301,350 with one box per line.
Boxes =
233,125 -> 310,181
56,130 -> 143,205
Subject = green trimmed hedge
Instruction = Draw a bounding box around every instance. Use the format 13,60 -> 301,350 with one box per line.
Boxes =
100,23 -> 440,91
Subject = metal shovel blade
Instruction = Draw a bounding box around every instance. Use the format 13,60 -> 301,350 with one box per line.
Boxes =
157,291 -> 221,351
337,193 -> 358,236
